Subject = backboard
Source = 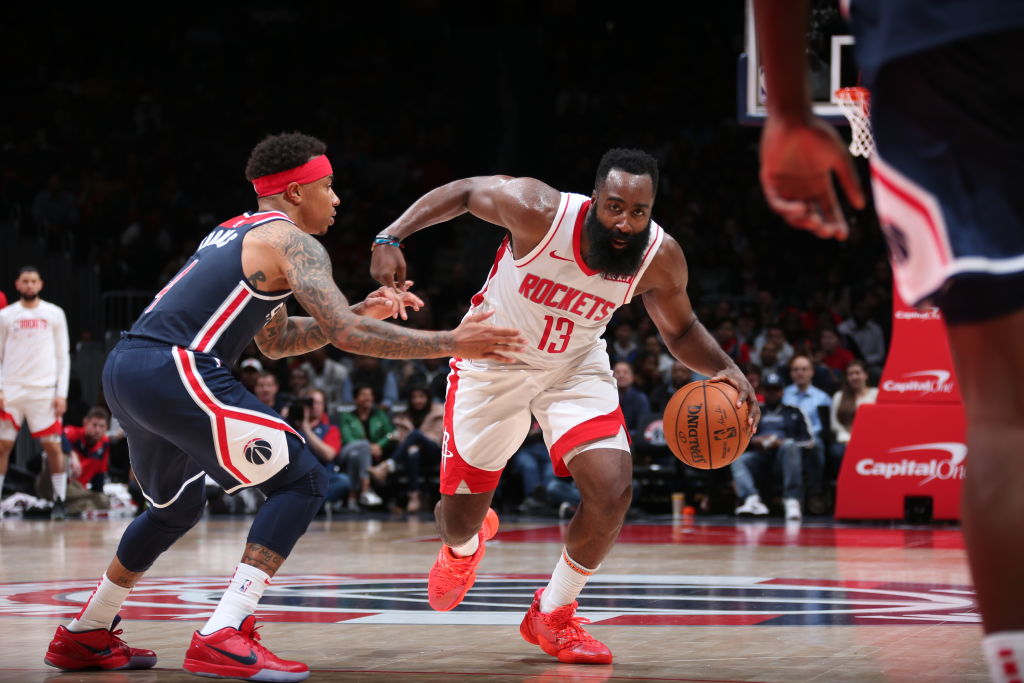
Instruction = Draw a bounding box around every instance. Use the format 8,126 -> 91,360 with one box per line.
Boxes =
738,0 -> 860,125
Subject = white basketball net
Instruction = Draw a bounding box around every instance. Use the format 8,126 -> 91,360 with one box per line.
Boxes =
835,87 -> 874,158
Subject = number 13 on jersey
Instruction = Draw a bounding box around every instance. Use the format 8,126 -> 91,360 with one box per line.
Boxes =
538,315 -> 574,353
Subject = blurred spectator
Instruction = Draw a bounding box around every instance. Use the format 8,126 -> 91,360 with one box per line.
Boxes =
238,357 -> 263,393
613,361 -> 650,434
32,174 -> 78,245
816,328 -> 854,384
755,338 -> 788,377
369,385 -> 443,513
838,301 -> 887,370
743,363 -> 764,404
291,389 -> 349,513
299,347 -> 348,407
713,318 -> 750,364
829,359 -> 878,475
735,307 -> 759,348
609,323 -> 640,366
782,354 -> 832,514
649,361 -> 694,414
632,352 -> 665,396
338,385 -> 395,509
641,334 -> 675,383
341,356 -> 399,408
285,366 -> 311,404
396,357 -> 450,402
731,372 -> 814,521
253,371 -> 286,412
753,324 -> 794,368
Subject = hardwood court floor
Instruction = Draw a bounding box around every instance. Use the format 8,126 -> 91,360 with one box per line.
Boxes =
0,512 -> 983,682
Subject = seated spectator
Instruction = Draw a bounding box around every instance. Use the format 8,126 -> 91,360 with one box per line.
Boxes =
649,361 -> 694,414
755,338 -> 788,378
253,371 -> 287,413
341,355 -> 400,408
830,360 -> 878,475
506,420 -> 555,514
817,328 -> 854,378
338,385 -> 396,509
731,372 -> 814,521
237,357 -> 263,393
713,318 -> 751,364
641,334 -> 675,383
609,322 -> 639,366
284,366 -> 312,404
782,354 -> 832,513
613,361 -> 650,434
64,406 -> 113,493
396,357 -> 450,402
838,300 -> 887,372
288,388 -> 350,513
369,385 -> 443,514
632,352 -> 666,397
743,364 -> 764,404
299,347 -> 349,407
753,324 -> 794,369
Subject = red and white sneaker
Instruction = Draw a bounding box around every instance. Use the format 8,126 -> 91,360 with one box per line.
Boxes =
520,588 -> 613,665
44,615 -> 157,671
427,508 -> 499,611
183,615 -> 309,681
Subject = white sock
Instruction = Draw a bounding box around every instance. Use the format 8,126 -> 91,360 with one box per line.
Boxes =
51,471 -> 67,501
200,563 -> 270,635
449,534 -> 479,558
983,631 -> 1024,683
69,574 -> 131,632
540,548 -> 598,613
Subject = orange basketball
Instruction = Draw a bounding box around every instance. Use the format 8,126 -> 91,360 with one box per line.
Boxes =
663,380 -> 751,470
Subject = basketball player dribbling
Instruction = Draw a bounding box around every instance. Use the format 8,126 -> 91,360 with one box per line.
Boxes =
753,2 -> 1024,681
370,149 -> 761,664
43,132 -> 526,681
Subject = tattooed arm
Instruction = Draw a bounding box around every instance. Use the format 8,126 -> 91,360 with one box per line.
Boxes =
275,227 -> 523,360
253,305 -> 329,360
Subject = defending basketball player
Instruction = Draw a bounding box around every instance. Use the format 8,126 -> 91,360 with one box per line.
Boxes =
753,2 -> 1024,681
43,132 -> 525,681
370,149 -> 760,664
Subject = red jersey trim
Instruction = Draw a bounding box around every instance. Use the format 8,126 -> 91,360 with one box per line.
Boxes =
571,200 -> 599,277
548,407 -> 628,477
439,359 -> 504,494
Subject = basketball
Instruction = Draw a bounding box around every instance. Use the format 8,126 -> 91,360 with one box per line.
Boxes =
663,380 -> 751,470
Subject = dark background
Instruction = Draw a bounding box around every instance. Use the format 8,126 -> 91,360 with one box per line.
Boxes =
0,1 -> 889,350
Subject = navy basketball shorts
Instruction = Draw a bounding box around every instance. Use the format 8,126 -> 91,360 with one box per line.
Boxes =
869,28 -> 1024,324
102,338 -> 316,508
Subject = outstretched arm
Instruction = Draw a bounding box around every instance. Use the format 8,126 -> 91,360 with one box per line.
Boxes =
276,228 -> 524,360
370,176 -> 560,289
755,0 -> 865,239
639,238 -> 760,431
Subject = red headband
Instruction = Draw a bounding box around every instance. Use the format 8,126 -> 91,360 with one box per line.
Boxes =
252,155 -> 333,197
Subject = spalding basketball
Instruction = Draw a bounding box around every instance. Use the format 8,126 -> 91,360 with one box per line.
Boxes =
663,380 -> 751,470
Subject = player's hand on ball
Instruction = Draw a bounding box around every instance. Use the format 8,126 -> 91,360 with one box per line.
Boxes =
708,368 -> 761,433
450,310 -> 527,362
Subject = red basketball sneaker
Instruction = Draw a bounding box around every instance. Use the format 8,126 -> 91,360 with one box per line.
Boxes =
427,507 -> 499,611
182,615 -> 309,681
44,615 -> 157,671
520,588 -> 613,665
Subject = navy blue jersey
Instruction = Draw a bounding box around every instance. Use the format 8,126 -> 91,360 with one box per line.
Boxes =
848,0 -> 1024,86
130,210 -> 293,365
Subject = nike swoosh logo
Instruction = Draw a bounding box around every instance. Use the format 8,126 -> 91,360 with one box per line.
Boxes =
80,643 -> 112,656
209,644 -> 258,666
549,250 -> 573,262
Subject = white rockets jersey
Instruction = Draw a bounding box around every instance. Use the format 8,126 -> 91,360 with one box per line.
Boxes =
469,192 -> 664,369
0,299 -> 71,396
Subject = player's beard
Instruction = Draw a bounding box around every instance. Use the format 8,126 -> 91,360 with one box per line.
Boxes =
19,292 -> 38,303
583,208 -> 651,277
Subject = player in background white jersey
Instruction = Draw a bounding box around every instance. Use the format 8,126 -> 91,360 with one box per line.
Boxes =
371,148 -> 761,664
0,266 -> 71,519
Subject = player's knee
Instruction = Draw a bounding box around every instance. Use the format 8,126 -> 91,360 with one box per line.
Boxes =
248,465 -> 326,558
116,501 -> 205,572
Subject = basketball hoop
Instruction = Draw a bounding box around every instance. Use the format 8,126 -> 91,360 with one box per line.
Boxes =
835,86 -> 874,158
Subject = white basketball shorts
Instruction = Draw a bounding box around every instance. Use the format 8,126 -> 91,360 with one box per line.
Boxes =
440,344 -> 630,495
0,385 -> 61,441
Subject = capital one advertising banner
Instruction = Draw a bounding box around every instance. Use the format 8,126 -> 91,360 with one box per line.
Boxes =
835,288 -> 966,520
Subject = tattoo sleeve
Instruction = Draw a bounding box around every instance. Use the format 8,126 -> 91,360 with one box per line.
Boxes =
278,228 -> 453,359
254,305 -> 329,359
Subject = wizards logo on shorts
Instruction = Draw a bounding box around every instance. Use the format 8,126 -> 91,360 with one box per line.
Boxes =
243,438 -> 274,465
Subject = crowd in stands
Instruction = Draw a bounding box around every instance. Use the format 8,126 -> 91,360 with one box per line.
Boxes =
1,4 -> 892,519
